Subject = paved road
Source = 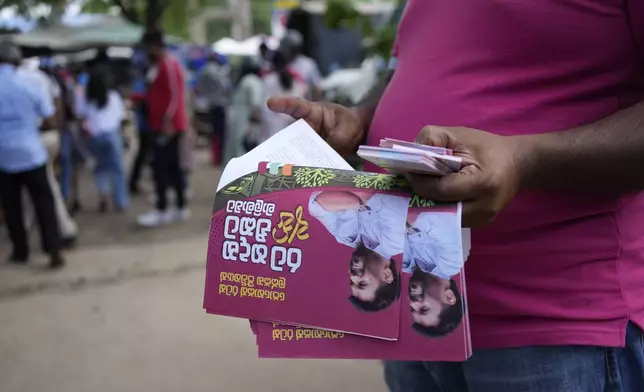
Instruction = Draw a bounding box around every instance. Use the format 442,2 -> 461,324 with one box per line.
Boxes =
0,152 -> 387,392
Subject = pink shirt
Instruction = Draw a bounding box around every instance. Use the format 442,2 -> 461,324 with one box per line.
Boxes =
368,0 -> 644,349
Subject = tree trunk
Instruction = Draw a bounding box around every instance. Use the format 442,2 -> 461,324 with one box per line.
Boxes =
113,0 -> 139,24
146,0 -> 167,31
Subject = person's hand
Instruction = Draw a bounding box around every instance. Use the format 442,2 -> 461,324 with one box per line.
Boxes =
267,97 -> 364,156
408,126 -> 529,228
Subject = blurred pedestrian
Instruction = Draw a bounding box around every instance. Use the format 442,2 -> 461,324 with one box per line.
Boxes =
195,52 -> 230,166
138,30 -> 190,227
76,70 -> 129,212
57,64 -> 86,214
258,39 -> 273,75
128,61 -> 153,194
224,56 -> 264,166
261,50 -> 307,141
280,30 -> 322,100
0,41 -> 65,268
18,57 -> 78,249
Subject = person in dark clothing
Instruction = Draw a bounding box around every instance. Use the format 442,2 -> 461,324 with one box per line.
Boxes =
0,41 -> 65,268
128,64 -> 153,194
137,30 -> 190,227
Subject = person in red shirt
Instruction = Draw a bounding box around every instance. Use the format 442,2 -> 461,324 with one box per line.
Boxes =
269,0 -> 644,390
137,30 -> 190,227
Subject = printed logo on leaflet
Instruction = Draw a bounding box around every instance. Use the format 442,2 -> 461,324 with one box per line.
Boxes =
258,162 -> 293,176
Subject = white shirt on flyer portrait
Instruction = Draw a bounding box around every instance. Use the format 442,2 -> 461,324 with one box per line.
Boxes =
403,211 -> 464,280
308,192 -> 408,260
75,90 -> 125,136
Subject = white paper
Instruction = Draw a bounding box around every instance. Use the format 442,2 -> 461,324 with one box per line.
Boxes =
217,119 -> 353,191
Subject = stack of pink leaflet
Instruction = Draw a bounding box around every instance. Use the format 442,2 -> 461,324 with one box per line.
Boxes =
357,139 -> 462,175
250,202 -> 472,361
203,121 -> 472,362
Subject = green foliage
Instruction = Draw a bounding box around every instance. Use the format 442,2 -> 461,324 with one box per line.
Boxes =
80,0 -> 114,14
353,173 -> 395,190
0,0 -> 67,15
74,0 -> 275,40
80,0 -> 194,37
324,0 -> 403,60
0,0 -> 230,38
368,21 -> 397,60
409,194 -> 435,208
251,0 -> 273,35
293,168 -> 336,187
324,0 -> 361,30
205,18 -> 231,42
221,175 -> 255,195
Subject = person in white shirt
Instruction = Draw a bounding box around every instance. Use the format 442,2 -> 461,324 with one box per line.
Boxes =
308,190 -> 407,312
76,70 -> 129,212
402,209 -> 464,280
261,50 -> 308,141
280,30 -> 322,100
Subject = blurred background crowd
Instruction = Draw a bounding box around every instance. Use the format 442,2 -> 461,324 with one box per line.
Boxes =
0,1 -> 404,391
0,0 -> 405,267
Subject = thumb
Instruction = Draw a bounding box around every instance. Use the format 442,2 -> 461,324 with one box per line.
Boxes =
415,126 -> 460,149
267,96 -> 314,119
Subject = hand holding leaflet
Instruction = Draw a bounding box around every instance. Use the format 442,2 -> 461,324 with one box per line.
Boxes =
205,119 -> 472,360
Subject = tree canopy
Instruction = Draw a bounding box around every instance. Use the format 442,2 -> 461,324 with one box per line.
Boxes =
0,0 -> 276,41
0,0 -> 402,51
81,0 -> 205,37
324,0 -> 403,60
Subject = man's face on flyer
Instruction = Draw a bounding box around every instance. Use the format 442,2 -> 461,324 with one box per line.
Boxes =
349,253 -> 393,302
409,273 -> 456,328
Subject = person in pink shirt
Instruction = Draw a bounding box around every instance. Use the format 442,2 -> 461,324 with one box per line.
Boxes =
269,0 -> 644,391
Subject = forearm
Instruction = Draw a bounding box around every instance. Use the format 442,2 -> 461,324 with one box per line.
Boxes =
352,70 -> 394,138
520,101 -> 644,192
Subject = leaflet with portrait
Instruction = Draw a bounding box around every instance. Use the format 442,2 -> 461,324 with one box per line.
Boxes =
204,119 -> 471,351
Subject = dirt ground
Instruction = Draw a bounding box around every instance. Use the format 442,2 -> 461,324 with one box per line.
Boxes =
0,150 -> 387,392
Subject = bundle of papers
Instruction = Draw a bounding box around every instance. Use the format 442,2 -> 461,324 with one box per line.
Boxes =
204,120 -> 472,361
358,139 -> 462,175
